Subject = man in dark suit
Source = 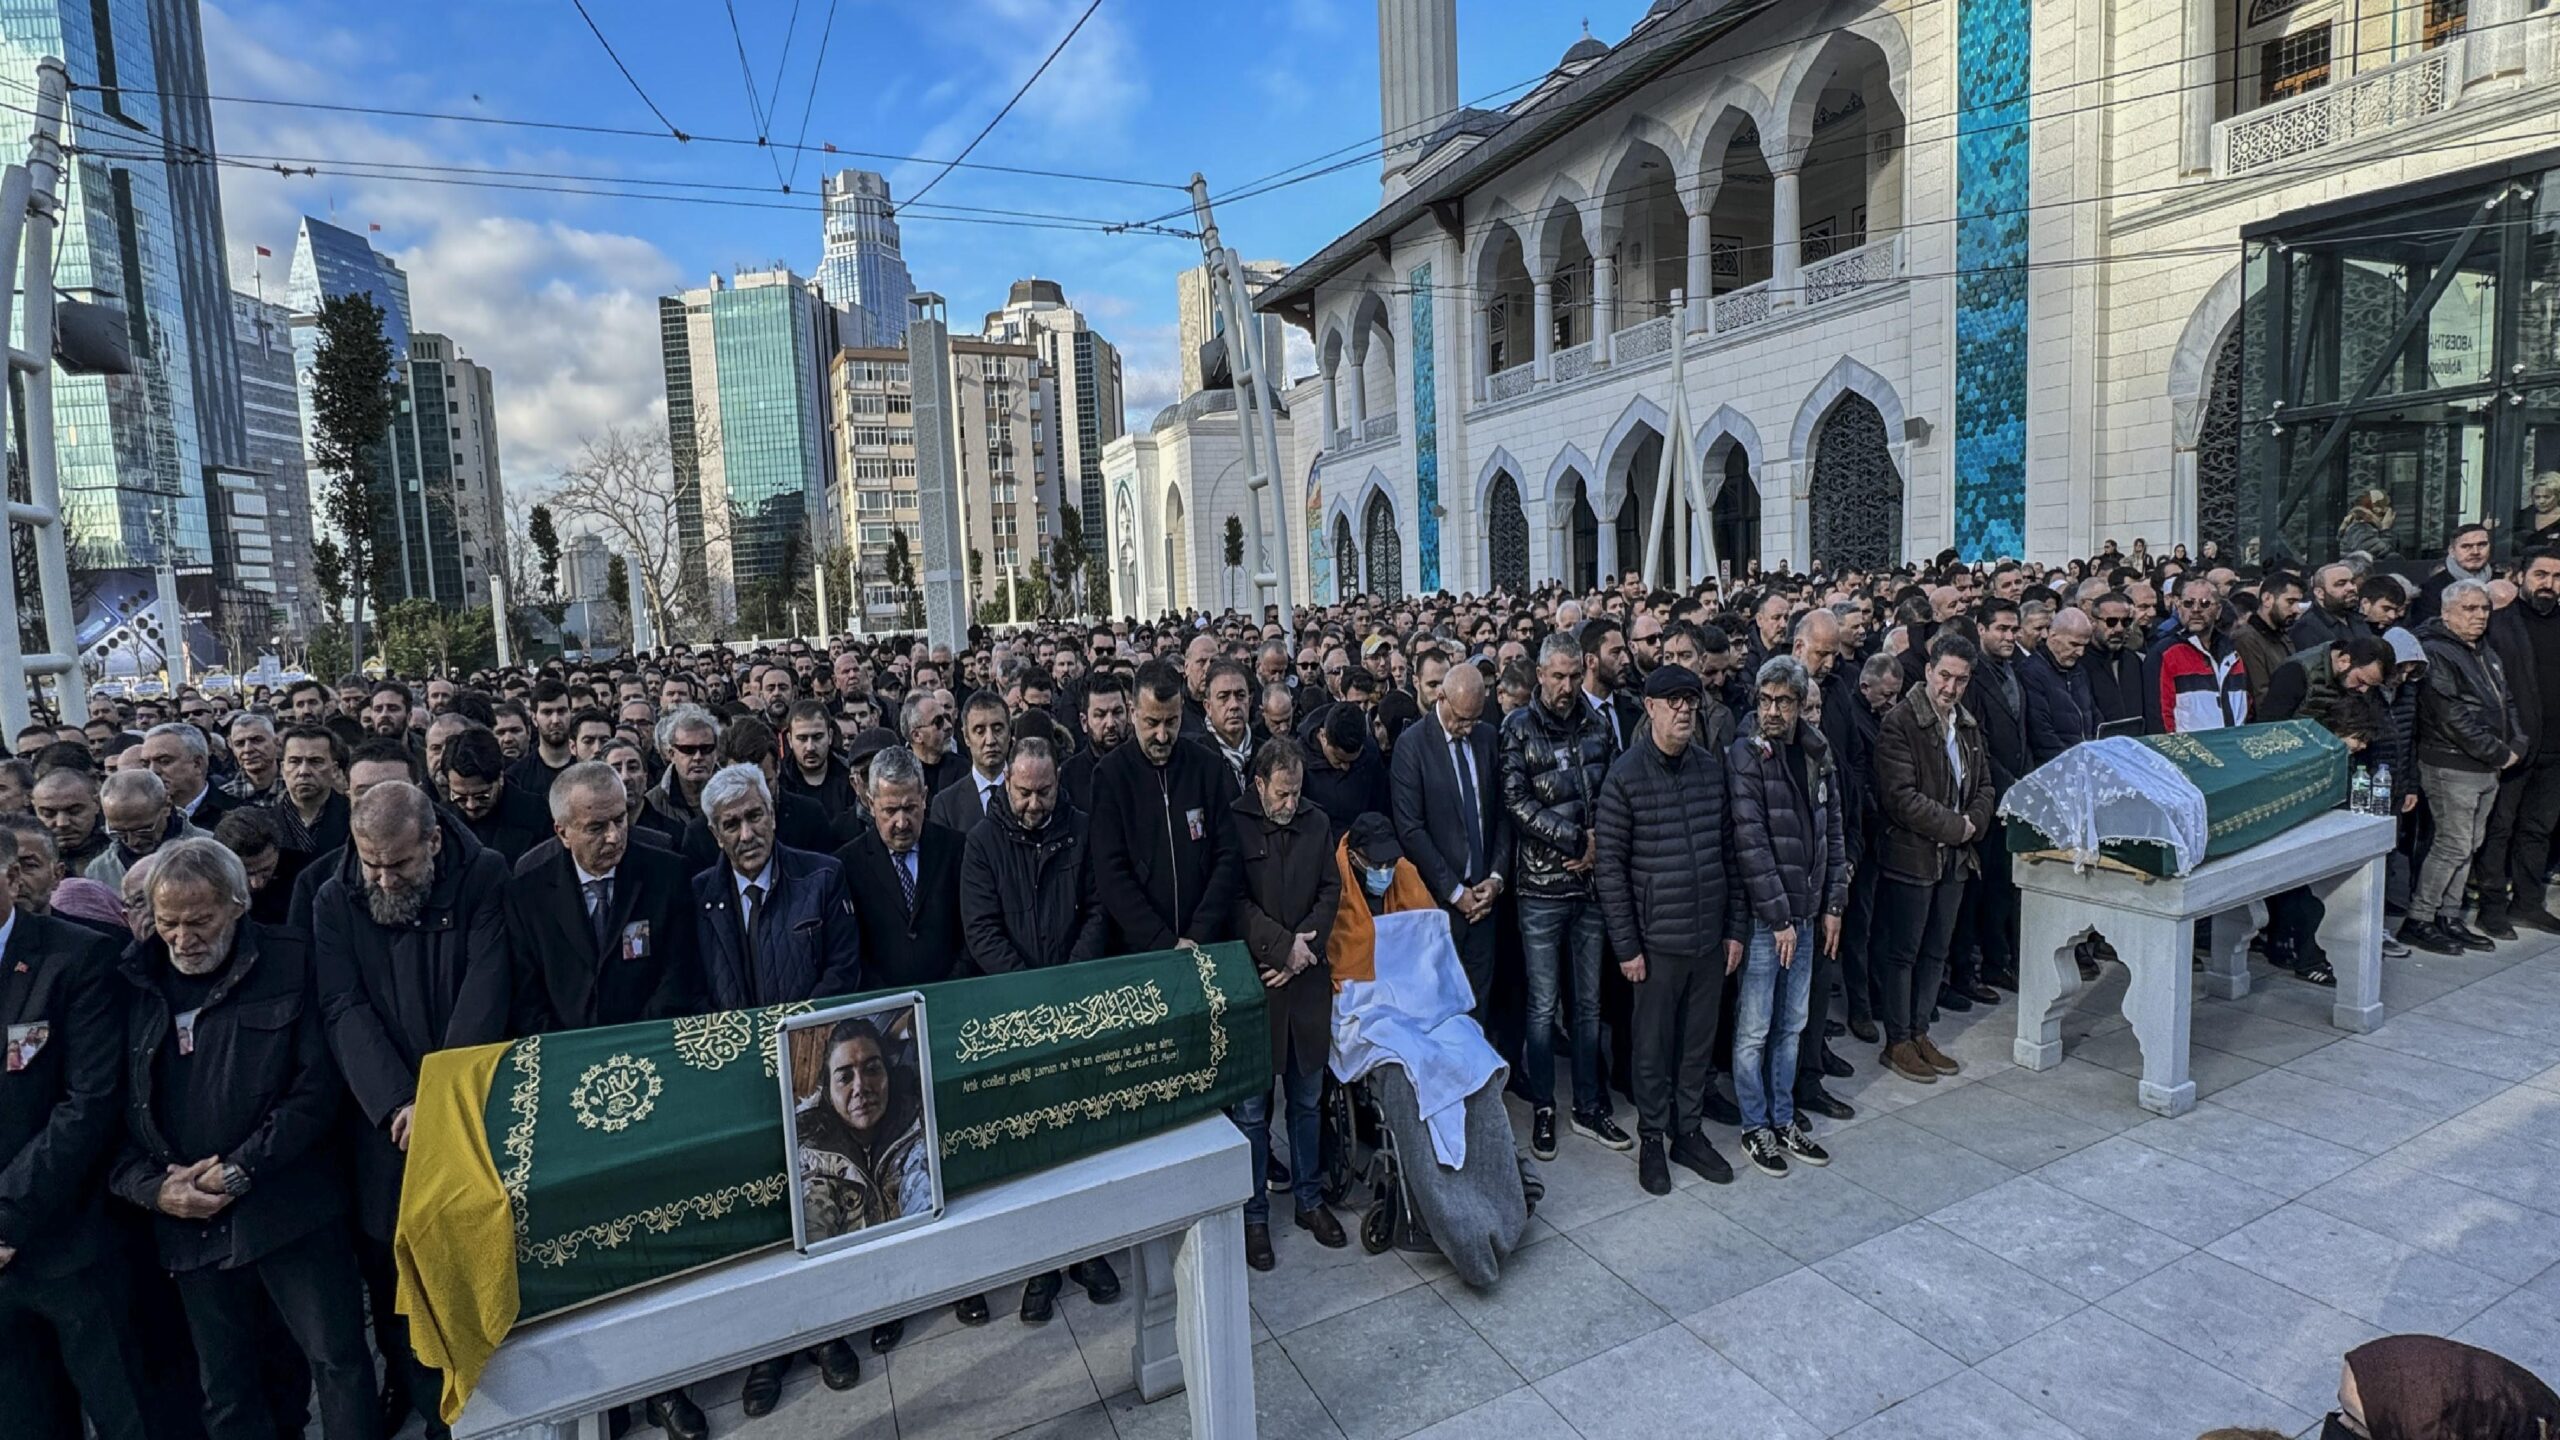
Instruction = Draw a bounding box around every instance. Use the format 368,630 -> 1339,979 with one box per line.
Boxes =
1088,662 -> 1241,953
507,762 -> 704,1033
0,826 -> 150,1440
688,762 -> 864,1413
1389,660 -> 1510,1010
837,747 -> 966,992
1059,672 -> 1131,813
925,692 -> 1010,834
676,716 -> 837,873
1958,600 -> 2032,999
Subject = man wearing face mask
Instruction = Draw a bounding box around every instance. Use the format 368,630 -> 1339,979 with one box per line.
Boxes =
2478,546 -> 2560,935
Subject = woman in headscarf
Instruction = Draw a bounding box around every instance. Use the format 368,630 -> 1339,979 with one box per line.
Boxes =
2326,1334 -> 2558,1438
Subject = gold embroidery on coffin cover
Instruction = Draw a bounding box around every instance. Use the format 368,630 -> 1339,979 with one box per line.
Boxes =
670,1001 -> 814,1077
569,1054 -> 662,1133
940,944 -> 1230,1155
952,980 -> 1172,1063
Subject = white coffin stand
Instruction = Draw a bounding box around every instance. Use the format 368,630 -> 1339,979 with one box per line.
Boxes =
2011,810 -> 2395,1117
452,1116 -> 1256,1440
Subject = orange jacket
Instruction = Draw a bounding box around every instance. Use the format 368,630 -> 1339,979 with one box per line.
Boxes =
1327,835 -> 1438,987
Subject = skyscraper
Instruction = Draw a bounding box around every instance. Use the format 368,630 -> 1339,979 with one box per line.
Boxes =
230,290 -> 319,637
818,169 -> 916,348
149,0 -> 246,474
662,268 -> 846,621
983,280 -> 1122,573
0,0 -> 210,572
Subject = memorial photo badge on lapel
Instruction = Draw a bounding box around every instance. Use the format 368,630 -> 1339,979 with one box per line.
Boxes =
1186,807 -> 1205,841
6,1022 -> 47,1072
175,1009 -> 201,1057
622,921 -> 650,961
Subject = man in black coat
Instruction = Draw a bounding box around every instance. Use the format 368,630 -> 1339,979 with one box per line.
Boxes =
778,699 -> 857,825
676,716 -> 838,874
1087,661 -> 1241,954
836,747 -> 967,992
311,783 -> 512,1435
439,725 -> 549,866
113,838 -> 374,1440
506,762 -> 704,1033
0,827 -> 150,1440
1592,665 -> 1744,1194
1836,654 -> 1902,1044
1301,701 -> 1389,833
925,691 -> 1011,834
1059,672 -> 1131,814
2080,590 -> 2148,735
2021,608 -> 2099,766
2477,547 -> 2560,935
1956,600 -> 2031,999
1390,660 -> 1511,1011
953,738 -> 1119,1321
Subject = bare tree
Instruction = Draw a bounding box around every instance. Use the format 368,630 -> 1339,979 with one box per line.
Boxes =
543,422 -> 731,644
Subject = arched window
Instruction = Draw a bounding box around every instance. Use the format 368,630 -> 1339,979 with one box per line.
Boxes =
1333,515 -> 1360,599
1487,473 -> 1530,594
1807,394 -> 1901,572
1364,494 -> 1404,598
1713,445 -> 1761,576
2197,329 -> 2243,562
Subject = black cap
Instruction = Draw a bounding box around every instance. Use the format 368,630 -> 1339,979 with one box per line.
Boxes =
1642,664 -> 1704,701
1345,812 -> 1402,866
845,726 -> 901,773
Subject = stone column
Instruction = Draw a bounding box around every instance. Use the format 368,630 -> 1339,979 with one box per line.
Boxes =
1591,252 -> 1616,344
1595,515 -> 1619,578
1685,209 -> 1712,332
1533,279 -> 1556,380
1320,365 -> 1340,444
2180,0 -> 2217,173
1346,349 -> 1367,431
1771,168 -> 1803,305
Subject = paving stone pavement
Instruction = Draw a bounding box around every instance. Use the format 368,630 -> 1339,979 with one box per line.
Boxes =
585,928 -> 2560,1439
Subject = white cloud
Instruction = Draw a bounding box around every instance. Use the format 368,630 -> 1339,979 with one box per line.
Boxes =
203,2 -> 689,496
1116,321 -> 1182,432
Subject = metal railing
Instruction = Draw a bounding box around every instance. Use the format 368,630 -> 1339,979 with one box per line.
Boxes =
1362,414 -> 1398,443
1801,235 -> 1906,307
1611,314 -> 1676,365
2214,41 -> 2460,178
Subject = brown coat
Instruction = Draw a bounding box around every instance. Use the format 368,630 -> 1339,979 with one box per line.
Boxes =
1230,791 -> 1343,1079
1872,685 -> 1996,886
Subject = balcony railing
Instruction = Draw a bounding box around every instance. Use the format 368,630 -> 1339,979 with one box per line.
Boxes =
1362,414 -> 1398,443
1801,235 -> 1906,307
1554,340 -> 1599,384
1611,314 -> 1676,366
1712,282 -> 1773,335
2214,41 -> 2460,178
1488,363 -> 1537,403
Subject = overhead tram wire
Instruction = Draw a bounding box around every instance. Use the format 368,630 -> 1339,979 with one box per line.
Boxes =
1143,1 -> 2538,229
41,80 -> 1190,193
902,0 -> 1106,212
567,0 -> 690,140
778,0 -> 845,194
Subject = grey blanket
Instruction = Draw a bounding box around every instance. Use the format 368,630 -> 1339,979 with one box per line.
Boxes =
1370,1065 -> 1533,1288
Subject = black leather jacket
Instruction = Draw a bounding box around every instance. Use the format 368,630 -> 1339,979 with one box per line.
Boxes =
1498,692 -> 1614,901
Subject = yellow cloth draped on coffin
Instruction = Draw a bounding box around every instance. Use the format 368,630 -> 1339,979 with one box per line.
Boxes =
391,1042 -> 516,1422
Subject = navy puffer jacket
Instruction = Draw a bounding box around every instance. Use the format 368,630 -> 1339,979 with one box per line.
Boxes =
1592,731 -> 1745,963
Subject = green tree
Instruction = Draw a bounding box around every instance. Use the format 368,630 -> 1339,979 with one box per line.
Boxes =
380,597 -> 496,676
1222,514 -> 1245,612
1086,563 -> 1111,619
967,547 -> 985,606
528,505 -> 562,600
604,554 -> 630,643
305,624 -> 350,682
310,535 -> 347,624
308,293 -> 396,670
883,528 -> 922,630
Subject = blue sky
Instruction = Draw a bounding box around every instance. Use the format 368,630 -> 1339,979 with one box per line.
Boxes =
203,0 -> 1654,493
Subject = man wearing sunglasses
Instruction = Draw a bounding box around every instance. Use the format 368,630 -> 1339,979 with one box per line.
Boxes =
2081,590 -> 2149,735
640,706 -> 724,842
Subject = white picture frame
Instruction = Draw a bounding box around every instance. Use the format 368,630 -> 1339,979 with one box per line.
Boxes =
776,992 -> 946,1256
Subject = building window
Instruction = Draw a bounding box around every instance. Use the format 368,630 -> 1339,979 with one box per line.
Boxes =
2424,0 -> 2465,47
2261,25 -> 2332,104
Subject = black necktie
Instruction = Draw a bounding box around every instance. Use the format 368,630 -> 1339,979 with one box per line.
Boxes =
895,851 -> 917,918
1452,732 -> 1483,880
742,881 -> 766,969
584,877 -> 612,958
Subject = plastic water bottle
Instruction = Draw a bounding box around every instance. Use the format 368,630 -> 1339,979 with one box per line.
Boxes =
2371,763 -> 2392,815
2351,768 -> 2371,815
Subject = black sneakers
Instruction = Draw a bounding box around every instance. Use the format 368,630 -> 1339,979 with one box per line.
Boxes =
1742,1127 -> 1788,1178
1638,1135 -> 1672,1195
1778,1120 -> 1831,1167
2398,918 -> 2462,956
1266,1155 -> 1292,1193
1531,1107 -> 1558,1161
1574,1110 -> 1635,1151
1703,1087 -> 1743,1128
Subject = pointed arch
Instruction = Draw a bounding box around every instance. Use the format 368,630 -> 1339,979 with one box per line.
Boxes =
1474,446 -> 1526,512
1694,403 -> 1766,502
1597,394 -> 1672,519
1541,443 -> 1594,507
1685,91 -> 1771,200
1770,5 -> 1912,167
2169,262 -> 2246,448
1789,356 -> 1906,464
1470,202 -> 1531,293
1595,112 -> 1699,215
1529,173 -> 1594,275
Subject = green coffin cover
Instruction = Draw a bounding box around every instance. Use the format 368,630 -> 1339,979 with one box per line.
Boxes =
2005,721 -> 2350,878
490,943 -> 1269,1320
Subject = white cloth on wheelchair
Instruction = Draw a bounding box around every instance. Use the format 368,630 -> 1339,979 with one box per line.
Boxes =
1329,908 -> 1503,1168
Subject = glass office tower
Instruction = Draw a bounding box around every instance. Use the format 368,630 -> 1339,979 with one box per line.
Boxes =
818,169 -> 911,348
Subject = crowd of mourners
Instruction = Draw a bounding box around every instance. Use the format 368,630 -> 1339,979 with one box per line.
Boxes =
3,521 -> 2557,1440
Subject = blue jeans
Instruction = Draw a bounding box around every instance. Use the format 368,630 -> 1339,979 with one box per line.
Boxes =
1734,923 -> 1814,1131
1232,1069 -> 1323,1224
1520,895 -> 1608,1118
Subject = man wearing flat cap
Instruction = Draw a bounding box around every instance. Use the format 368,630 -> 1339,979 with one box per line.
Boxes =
1592,665 -> 1748,1194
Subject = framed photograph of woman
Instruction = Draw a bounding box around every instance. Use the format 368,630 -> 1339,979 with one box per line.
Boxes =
776,993 -> 945,1255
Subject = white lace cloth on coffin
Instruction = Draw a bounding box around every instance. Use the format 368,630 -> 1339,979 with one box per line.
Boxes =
1997,736 -> 2211,877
